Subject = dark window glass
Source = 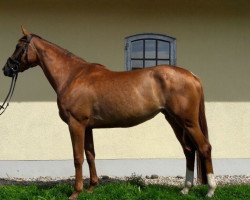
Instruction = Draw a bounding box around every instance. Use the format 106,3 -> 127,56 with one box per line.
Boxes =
125,34 -> 176,71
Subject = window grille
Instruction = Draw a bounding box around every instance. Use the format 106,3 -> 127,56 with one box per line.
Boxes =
125,34 -> 176,71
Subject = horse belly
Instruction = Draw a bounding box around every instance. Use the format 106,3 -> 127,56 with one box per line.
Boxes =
91,109 -> 160,128
90,95 -> 162,128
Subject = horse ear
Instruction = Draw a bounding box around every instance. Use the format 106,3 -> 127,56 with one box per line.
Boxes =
21,25 -> 31,36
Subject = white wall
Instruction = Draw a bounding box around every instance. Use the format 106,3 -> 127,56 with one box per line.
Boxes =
0,0 -> 249,162
1,102 -> 249,160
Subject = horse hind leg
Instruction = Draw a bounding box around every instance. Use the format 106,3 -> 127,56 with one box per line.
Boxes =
163,112 -> 195,195
180,134 -> 196,195
85,128 -> 99,192
184,122 -> 216,197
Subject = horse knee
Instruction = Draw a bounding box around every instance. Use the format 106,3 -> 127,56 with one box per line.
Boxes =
74,156 -> 84,168
199,143 -> 212,159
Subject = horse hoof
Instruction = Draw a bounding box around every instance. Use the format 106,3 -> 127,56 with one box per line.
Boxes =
206,190 -> 215,198
180,187 -> 189,195
87,185 -> 96,193
87,189 -> 93,193
68,191 -> 79,200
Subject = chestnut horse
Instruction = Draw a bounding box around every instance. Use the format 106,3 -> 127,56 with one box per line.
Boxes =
2,27 -> 216,199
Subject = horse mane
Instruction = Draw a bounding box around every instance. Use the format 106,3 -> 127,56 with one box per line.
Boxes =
28,34 -> 88,63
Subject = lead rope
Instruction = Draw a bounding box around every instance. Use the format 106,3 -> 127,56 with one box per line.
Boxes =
0,74 -> 18,115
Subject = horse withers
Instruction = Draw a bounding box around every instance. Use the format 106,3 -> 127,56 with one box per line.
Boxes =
2,27 -> 216,199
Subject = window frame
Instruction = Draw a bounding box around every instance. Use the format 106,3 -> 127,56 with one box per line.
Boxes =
125,33 -> 176,71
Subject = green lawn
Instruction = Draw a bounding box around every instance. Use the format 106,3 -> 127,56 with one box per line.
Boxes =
0,182 -> 249,200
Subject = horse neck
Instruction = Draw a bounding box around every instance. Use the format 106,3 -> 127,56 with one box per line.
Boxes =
33,38 -> 87,94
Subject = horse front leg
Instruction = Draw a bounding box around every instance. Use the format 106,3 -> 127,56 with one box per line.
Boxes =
85,128 -> 99,192
68,116 -> 86,200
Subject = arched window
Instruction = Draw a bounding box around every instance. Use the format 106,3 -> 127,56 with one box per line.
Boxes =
125,33 -> 176,71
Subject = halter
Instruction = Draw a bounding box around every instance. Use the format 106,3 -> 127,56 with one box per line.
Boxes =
0,35 -> 33,115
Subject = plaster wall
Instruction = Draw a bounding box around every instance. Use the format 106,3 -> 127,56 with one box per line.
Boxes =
0,0 -> 249,161
0,102 -> 249,160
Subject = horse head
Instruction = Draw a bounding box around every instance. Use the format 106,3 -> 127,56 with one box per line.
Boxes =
2,26 -> 39,77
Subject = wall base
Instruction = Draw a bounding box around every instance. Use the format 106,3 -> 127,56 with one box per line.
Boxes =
0,159 -> 249,178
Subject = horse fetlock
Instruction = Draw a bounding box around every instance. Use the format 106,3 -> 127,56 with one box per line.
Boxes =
186,180 -> 193,188
181,168 -> 194,195
181,181 -> 193,195
207,173 -> 216,188
90,178 -> 99,186
86,178 -> 98,193
206,173 -> 216,198
185,169 -> 194,184
74,181 -> 83,192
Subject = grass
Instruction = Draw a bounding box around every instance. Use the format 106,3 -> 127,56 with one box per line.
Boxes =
0,181 -> 249,200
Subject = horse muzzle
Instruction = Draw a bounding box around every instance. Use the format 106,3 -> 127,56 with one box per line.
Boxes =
3,66 -> 13,77
2,58 -> 20,77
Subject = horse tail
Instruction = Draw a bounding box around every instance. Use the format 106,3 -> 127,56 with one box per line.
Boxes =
196,86 -> 208,184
